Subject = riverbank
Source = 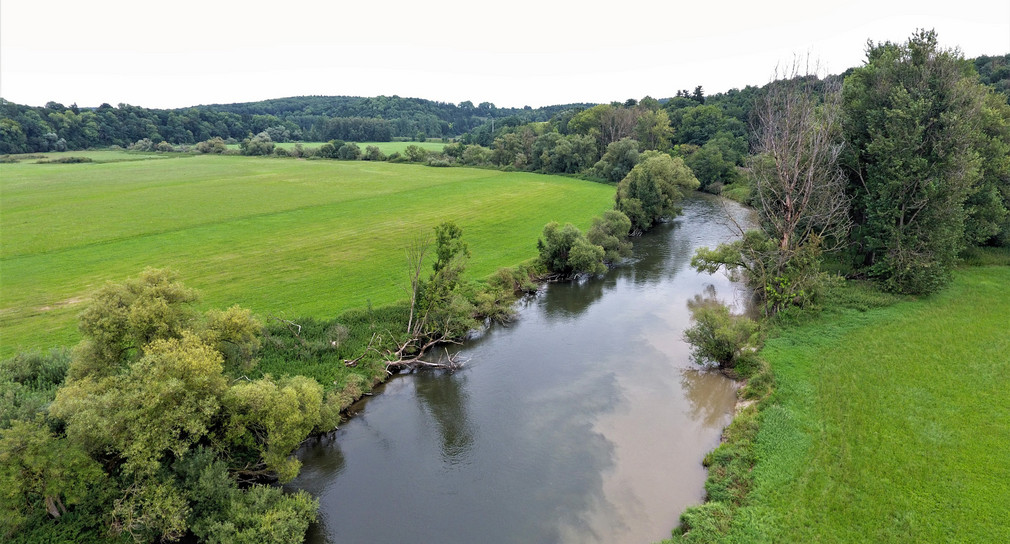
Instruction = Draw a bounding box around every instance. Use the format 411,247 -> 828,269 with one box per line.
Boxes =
667,264 -> 1010,542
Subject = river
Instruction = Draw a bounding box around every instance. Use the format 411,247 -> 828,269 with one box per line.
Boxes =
289,194 -> 754,543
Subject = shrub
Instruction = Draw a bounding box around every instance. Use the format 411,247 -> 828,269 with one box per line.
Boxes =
336,142 -> 361,160
683,297 -> 758,370
404,145 -> 428,162
363,145 -> 386,161
537,222 -> 606,277
195,137 -> 227,154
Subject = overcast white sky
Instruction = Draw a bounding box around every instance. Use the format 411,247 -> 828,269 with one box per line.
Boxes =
2,0 -> 1008,109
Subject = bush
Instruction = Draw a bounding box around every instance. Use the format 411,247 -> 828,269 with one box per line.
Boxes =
195,137 -> 227,154
363,145 -> 386,161
683,297 -> 759,370
404,145 -> 428,162
35,156 -> 93,164
537,222 -> 606,277
336,142 -> 361,160
0,348 -> 71,390
240,132 -> 275,156
586,210 -> 633,264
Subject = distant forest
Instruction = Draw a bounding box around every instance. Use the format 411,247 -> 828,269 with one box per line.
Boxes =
0,95 -> 592,154
0,54 -> 1006,155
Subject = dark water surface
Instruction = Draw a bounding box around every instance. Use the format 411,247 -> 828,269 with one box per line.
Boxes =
290,194 -> 754,544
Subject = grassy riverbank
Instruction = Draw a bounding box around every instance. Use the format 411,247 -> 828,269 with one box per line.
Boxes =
671,265 -> 1010,542
0,152 -> 613,355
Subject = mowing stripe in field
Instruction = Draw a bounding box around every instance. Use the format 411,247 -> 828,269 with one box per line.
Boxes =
1,154 -> 614,355
730,267 -> 1010,543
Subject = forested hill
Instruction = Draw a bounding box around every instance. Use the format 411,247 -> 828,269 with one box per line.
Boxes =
0,95 -> 594,154
0,53 -> 1005,155
198,95 -> 595,139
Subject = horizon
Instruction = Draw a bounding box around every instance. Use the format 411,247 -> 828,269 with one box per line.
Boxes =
2,0 -> 1009,111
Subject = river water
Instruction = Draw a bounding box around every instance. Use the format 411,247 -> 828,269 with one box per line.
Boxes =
289,194 -> 754,544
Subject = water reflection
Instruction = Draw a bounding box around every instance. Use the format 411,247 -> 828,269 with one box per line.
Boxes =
413,372 -> 475,466
680,368 -> 739,427
540,274 -> 608,320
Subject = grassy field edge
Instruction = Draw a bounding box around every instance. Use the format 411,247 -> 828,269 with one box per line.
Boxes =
666,264 -> 1010,543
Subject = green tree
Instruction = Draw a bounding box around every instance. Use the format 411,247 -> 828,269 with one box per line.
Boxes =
336,142 -> 362,160
964,91 -> 1010,246
586,210 -> 634,263
0,420 -> 104,536
683,296 -> 759,371
615,152 -> 700,233
71,268 -> 199,379
404,144 -> 428,162
590,137 -> 640,182
195,137 -> 227,154
842,30 -> 990,293
634,108 -> 673,151
240,131 -> 275,156
363,145 -> 386,161
537,222 -> 606,277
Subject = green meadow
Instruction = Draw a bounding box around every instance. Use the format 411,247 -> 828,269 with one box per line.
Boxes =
0,152 -> 614,355
723,267 -> 1010,542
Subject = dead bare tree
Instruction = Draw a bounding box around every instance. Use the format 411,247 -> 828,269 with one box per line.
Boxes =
752,59 -> 852,255
693,61 -> 852,315
343,231 -> 469,373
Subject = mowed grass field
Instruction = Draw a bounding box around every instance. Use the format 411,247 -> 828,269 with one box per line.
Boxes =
727,266 -> 1010,543
1,152 -> 614,355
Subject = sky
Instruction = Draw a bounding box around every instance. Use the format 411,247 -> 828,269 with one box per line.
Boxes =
2,0 -> 1008,110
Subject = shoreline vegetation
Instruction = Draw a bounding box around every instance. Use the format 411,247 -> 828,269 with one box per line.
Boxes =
0,135 -> 700,541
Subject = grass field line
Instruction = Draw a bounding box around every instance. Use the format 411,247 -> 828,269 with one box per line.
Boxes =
1,155 -> 616,355
1,175 -> 501,261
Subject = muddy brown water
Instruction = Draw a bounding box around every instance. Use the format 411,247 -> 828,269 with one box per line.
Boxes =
289,194 -> 754,543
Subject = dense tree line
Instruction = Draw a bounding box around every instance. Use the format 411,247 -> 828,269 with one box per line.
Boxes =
0,96 -> 595,154
694,30 -> 1010,321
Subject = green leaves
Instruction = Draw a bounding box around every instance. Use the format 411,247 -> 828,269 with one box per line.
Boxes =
842,30 -> 995,294
223,376 -> 323,483
616,153 -> 699,232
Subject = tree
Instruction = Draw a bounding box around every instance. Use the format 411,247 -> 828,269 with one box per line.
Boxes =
240,131 -> 275,156
404,144 -> 428,162
842,30 -> 990,294
586,210 -> 633,263
36,271 -> 321,542
691,65 -> 850,315
615,152 -> 700,233
591,138 -> 640,182
683,295 -> 758,371
537,222 -> 606,277
0,420 -> 104,536
752,66 -> 850,256
363,145 -> 386,161
336,142 -> 361,160
433,221 -> 470,273
0,118 -> 28,154
964,91 -> 1010,246
71,268 -> 199,379
634,108 -> 673,151
195,136 -> 227,153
